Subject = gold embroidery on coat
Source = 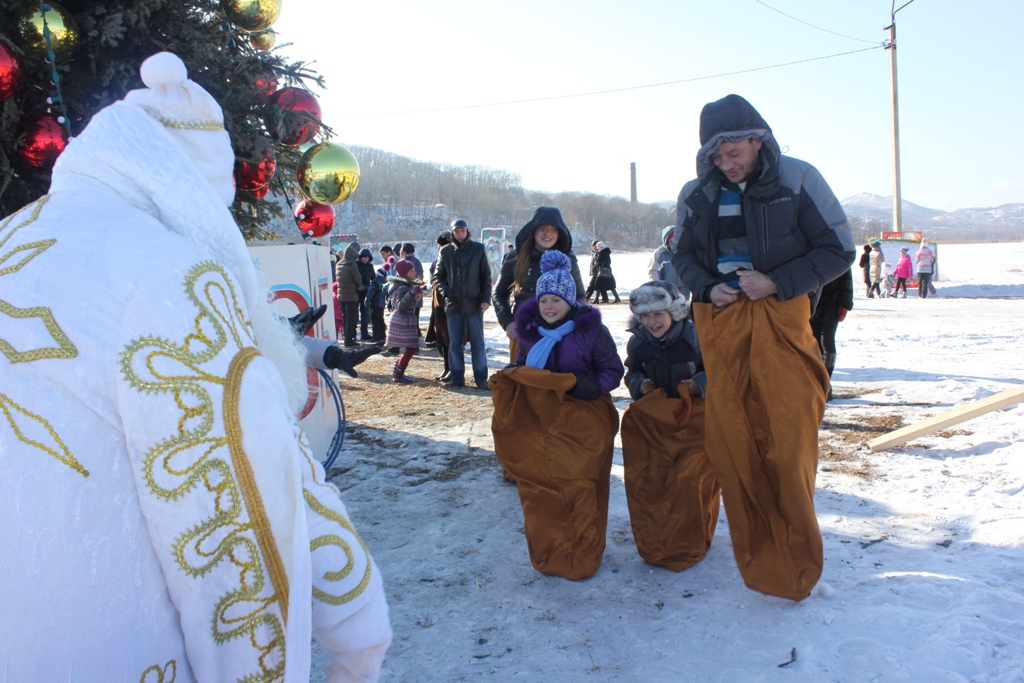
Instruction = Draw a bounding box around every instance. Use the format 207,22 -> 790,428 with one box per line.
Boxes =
0,196 -> 78,363
140,660 -> 177,683
296,436 -> 374,605
304,490 -> 372,605
0,392 -> 88,477
120,262 -> 285,682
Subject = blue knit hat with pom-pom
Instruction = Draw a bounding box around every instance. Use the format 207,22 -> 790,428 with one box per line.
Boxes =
536,251 -> 577,307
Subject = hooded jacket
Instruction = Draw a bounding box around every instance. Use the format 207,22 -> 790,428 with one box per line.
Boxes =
513,298 -> 624,400
493,206 -> 586,330
671,95 -> 855,309
334,244 -> 364,302
356,248 -> 376,287
916,244 -> 935,273
432,229 -> 493,315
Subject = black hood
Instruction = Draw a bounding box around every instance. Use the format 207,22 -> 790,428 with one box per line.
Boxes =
515,206 -> 572,253
695,94 -> 780,179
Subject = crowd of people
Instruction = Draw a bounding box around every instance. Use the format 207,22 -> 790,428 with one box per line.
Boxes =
4,52 -> 899,681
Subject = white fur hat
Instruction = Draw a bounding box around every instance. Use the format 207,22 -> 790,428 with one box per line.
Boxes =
629,281 -> 689,323
122,52 -> 235,206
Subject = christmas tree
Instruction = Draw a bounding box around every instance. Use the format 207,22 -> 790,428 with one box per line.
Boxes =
0,0 -> 331,241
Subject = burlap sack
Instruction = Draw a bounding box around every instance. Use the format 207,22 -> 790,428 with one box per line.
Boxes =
694,295 -> 828,601
491,366 -> 619,580
621,389 -> 720,571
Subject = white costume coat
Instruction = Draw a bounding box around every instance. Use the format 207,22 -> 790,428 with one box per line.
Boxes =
0,99 -> 390,681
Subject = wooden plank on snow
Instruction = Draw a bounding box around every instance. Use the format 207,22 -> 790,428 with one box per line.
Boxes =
867,384 -> 1024,452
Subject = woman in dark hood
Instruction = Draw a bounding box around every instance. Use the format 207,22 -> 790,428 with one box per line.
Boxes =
590,241 -> 620,304
492,206 -> 586,361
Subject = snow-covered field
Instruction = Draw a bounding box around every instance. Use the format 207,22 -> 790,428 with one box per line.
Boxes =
313,242 -> 1024,682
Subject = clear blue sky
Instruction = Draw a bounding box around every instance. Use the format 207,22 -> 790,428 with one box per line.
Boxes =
275,0 -> 1024,211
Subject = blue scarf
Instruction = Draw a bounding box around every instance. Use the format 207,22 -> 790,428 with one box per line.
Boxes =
525,319 -> 575,370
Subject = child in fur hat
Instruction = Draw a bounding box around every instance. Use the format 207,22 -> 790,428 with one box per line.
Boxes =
620,280 -> 719,573
386,259 -> 426,383
514,251 -> 624,399
624,281 -> 706,399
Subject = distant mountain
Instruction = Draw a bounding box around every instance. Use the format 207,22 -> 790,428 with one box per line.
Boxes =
840,193 -> 945,225
841,193 -> 1024,239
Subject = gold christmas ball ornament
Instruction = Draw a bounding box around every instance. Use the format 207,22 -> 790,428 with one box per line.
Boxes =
17,2 -> 80,63
297,143 -> 360,205
221,0 -> 282,32
250,28 -> 276,50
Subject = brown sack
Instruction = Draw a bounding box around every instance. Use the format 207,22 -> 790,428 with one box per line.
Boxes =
491,366 -> 619,580
621,389 -> 720,572
693,295 -> 829,601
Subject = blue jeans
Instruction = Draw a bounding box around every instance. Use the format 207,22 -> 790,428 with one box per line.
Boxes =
446,310 -> 488,385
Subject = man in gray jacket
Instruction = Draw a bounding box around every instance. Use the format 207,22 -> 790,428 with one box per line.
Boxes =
671,94 -> 855,602
432,218 -> 492,390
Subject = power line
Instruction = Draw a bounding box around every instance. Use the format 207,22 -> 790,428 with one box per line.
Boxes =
754,0 -> 884,45
339,45 -> 883,118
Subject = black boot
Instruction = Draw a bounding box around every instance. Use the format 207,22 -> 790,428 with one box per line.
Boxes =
323,343 -> 383,378
823,352 -> 837,401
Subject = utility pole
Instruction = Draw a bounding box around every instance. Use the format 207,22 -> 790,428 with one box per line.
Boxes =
885,0 -> 915,233
884,22 -> 901,232
630,162 -> 638,206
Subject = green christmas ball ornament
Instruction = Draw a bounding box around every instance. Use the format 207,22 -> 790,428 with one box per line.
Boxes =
17,2 -> 80,63
221,0 -> 282,32
297,143 -> 360,205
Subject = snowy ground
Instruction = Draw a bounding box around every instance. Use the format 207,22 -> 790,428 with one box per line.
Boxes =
312,243 -> 1024,683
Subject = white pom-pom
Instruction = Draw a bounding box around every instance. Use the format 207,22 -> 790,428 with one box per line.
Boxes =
140,52 -> 188,89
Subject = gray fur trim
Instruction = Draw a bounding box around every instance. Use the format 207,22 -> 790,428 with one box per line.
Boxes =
628,281 -> 689,324
696,128 -> 779,179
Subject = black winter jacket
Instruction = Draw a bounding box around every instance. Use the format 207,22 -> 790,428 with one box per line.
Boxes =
432,236 -> 492,316
811,268 -> 854,323
672,95 -> 855,309
624,319 -> 706,400
493,206 -> 586,330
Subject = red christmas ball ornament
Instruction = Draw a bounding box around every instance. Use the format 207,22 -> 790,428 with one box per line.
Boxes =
255,75 -> 277,96
234,151 -> 277,191
270,87 -> 322,146
0,42 -> 21,100
250,183 -> 270,199
293,199 -> 335,238
17,115 -> 68,168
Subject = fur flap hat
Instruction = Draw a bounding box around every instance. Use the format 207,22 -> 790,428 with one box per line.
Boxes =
629,281 -> 689,324
535,251 -> 577,308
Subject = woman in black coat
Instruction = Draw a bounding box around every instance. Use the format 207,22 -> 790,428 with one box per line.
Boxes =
492,206 -> 586,361
858,244 -> 872,297
811,267 -> 854,401
590,241 -> 620,303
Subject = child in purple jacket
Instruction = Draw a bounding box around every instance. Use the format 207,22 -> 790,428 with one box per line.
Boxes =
514,251 -> 624,399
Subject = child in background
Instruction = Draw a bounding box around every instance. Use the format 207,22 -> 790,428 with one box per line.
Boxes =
883,263 -> 896,299
493,251 -> 624,580
364,259 -> 390,342
620,281 -> 719,571
386,259 -> 425,383
331,281 -> 343,340
893,247 -> 913,298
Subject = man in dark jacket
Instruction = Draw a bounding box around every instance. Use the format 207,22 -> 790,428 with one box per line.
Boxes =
356,248 -> 376,341
670,94 -> 855,602
433,218 -> 493,389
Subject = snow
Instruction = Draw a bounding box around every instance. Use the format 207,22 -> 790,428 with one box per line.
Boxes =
311,242 -> 1024,682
